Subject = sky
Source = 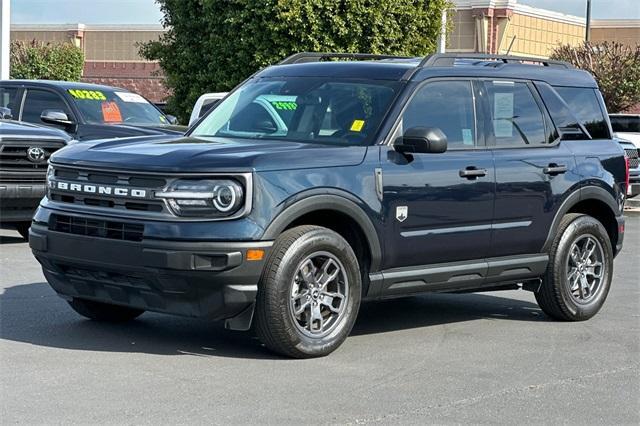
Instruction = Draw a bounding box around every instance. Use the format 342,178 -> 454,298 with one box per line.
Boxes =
9,0 -> 640,24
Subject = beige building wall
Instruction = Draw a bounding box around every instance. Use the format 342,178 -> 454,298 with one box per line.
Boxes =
11,29 -> 74,45
449,1 -> 638,59
447,9 -> 477,52
83,29 -> 164,62
500,13 -> 584,57
10,25 -> 165,62
591,21 -> 640,46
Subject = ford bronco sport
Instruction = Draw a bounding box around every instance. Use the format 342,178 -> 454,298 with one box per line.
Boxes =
29,53 -> 628,358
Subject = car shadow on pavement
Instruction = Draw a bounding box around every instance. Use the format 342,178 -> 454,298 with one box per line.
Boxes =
352,293 -> 545,336
0,282 -> 546,360
0,234 -> 26,245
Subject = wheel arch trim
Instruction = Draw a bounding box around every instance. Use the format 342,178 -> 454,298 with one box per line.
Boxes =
542,185 -> 620,252
262,193 -> 383,272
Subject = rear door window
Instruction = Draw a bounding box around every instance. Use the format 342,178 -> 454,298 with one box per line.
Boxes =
553,87 -> 610,139
482,80 -> 549,147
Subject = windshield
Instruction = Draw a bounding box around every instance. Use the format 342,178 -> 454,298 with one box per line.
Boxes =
191,77 -> 400,145
611,116 -> 640,133
66,88 -> 168,125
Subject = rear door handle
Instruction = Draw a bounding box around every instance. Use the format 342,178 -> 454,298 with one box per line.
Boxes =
543,164 -> 567,175
459,167 -> 487,179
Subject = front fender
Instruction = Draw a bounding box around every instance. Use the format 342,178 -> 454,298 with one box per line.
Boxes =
262,192 -> 383,272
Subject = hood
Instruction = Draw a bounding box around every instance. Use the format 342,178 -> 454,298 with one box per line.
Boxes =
0,120 -> 72,141
115,123 -> 187,134
51,135 -> 368,172
615,132 -> 640,149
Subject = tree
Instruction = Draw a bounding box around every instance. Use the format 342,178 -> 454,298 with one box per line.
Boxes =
551,42 -> 640,113
10,40 -> 84,81
141,0 -> 451,121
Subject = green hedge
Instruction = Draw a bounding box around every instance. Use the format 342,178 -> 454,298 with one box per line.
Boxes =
141,0 -> 451,122
10,40 -> 85,81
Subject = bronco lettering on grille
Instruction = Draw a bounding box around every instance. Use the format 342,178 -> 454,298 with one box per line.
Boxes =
54,181 -> 147,198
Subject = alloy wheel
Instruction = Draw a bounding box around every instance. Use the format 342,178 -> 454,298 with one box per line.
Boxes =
289,251 -> 349,338
566,234 -> 605,304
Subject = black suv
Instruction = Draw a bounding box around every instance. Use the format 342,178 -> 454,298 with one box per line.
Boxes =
0,119 -> 71,239
29,53 -> 628,358
0,81 -> 184,140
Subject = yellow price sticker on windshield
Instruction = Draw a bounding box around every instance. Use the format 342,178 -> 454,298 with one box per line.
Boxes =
68,89 -> 107,101
350,119 -> 365,132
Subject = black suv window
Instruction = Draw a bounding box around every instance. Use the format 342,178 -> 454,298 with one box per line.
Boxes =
553,87 -> 610,139
0,87 -> 21,116
483,81 -> 547,147
22,89 -> 72,125
398,80 -> 477,148
199,99 -> 221,118
610,115 -> 640,133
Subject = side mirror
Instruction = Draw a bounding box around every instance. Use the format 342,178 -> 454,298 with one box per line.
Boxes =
0,106 -> 12,120
41,109 -> 73,127
395,127 -> 448,154
165,114 -> 178,125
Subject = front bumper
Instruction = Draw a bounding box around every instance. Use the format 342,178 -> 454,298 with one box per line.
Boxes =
0,182 -> 46,222
29,222 -> 272,322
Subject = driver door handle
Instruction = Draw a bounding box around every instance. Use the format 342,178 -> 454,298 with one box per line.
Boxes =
543,164 -> 567,175
459,167 -> 487,179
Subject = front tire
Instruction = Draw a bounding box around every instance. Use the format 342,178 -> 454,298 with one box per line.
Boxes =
535,214 -> 613,321
68,298 -> 144,322
255,226 -> 362,358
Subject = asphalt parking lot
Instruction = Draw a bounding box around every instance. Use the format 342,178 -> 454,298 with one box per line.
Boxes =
1,215 -> 639,425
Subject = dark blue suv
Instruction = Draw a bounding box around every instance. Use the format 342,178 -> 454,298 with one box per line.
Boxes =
29,53 -> 629,358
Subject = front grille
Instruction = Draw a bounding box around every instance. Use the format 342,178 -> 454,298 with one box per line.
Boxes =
57,264 -> 150,289
0,139 -> 65,181
50,214 -> 144,242
624,148 -> 639,169
49,167 -> 169,215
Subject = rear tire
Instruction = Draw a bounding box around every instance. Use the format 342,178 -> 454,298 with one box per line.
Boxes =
68,298 -> 144,322
255,226 -> 361,358
535,214 -> 613,321
15,223 -> 30,241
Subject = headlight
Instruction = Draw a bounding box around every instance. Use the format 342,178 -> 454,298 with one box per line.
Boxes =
156,179 -> 245,217
46,165 -> 55,187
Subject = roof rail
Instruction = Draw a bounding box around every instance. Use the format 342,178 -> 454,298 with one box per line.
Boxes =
279,52 -> 413,65
419,53 -> 572,69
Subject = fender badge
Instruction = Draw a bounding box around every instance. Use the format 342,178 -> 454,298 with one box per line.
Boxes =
396,206 -> 408,222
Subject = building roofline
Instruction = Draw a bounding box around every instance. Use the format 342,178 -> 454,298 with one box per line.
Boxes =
452,0 -> 586,26
11,23 -> 165,32
591,19 -> 640,28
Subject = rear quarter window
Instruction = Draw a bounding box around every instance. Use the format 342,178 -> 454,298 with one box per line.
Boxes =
553,87 -> 610,139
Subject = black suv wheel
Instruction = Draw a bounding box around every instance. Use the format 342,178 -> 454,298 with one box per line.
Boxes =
68,298 -> 145,322
255,226 -> 361,358
536,214 -> 613,321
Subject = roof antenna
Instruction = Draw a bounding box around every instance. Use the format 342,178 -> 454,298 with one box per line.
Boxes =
506,36 -> 516,55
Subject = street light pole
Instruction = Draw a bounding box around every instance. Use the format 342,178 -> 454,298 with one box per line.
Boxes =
0,0 -> 10,79
437,9 -> 447,53
585,0 -> 592,42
